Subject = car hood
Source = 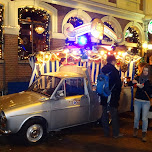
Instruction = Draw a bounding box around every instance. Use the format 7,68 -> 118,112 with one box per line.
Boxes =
0,91 -> 49,111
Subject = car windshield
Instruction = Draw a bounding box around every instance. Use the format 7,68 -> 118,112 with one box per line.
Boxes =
27,75 -> 61,97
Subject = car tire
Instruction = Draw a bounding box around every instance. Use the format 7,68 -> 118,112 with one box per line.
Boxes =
18,119 -> 47,145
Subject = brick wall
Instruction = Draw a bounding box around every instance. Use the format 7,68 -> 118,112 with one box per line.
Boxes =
17,64 -> 32,81
2,34 -> 32,92
4,34 -> 18,83
50,38 -> 65,50
0,63 -> 4,90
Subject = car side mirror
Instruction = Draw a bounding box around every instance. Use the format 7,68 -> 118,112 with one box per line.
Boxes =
55,90 -> 64,98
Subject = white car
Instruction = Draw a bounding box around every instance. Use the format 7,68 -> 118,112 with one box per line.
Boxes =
0,65 -> 102,145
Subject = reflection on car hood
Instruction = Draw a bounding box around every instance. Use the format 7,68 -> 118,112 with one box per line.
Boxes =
0,91 -> 49,111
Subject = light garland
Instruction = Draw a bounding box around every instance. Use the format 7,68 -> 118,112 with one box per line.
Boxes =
33,45 -> 141,69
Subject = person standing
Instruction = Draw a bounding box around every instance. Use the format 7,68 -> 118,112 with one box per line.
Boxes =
100,55 -> 123,138
129,64 -> 152,142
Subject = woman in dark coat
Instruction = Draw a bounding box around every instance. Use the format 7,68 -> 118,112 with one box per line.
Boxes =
129,64 -> 152,142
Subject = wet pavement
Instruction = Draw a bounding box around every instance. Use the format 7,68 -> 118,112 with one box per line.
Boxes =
0,111 -> 152,152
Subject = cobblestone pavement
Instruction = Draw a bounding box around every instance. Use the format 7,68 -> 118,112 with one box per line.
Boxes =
0,111 -> 152,152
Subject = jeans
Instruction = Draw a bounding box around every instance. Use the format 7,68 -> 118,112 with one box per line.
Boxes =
101,106 -> 120,136
134,99 -> 150,132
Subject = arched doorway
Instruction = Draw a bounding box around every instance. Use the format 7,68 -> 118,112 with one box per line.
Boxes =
101,16 -> 123,44
124,22 -> 144,55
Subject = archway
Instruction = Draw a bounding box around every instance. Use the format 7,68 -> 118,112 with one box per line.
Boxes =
14,0 -> 58,59
62,9 -> 92,33
101,16 -> 123,44
124,22 -> 144,55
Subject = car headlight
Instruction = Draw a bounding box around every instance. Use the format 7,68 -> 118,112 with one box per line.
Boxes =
0,111 -> 7,128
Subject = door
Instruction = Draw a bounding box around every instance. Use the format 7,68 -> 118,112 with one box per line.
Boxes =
50,78 -> 89,130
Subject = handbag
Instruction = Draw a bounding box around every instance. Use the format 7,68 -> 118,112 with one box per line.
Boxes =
144,91 -> 152,105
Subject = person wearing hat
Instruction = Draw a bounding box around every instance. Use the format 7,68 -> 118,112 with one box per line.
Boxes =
100,55 -> 123,138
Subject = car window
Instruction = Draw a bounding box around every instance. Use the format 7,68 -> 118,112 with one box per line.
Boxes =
28,76 -> 61,97
65,78 -> 84,96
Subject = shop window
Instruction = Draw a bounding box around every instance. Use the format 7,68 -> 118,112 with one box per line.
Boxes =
65,78 -> 84,96
125,27 -> 141,55
0,5 -> 3,59
108,0 -> 116,4
18,7 -> 50,60
103,22 -> 115,42
125,27 -> 139,43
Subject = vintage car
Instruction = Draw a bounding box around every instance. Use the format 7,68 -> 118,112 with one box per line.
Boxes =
0,65 -> 102,145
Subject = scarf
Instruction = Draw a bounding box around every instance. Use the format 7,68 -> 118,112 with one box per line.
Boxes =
139,74 -> 148,84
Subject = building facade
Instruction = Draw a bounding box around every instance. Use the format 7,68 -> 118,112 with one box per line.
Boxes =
0,0 -> 151,94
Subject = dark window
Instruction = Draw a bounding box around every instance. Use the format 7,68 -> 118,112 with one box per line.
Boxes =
65,78 -> 84,96
140,0 -> 143,11
67,17 -> 83,28
0,5 -> 3,59
108,0 -> 116,4
18,7 -> 50,60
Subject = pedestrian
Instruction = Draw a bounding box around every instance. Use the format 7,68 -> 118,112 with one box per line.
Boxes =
129,64 -> 152,142
100,55 -> 123,138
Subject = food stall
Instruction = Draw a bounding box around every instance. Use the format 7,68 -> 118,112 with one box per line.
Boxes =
28,18 -> 142,113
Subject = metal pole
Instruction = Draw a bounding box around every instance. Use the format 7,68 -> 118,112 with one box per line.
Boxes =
32,22 -> 34,53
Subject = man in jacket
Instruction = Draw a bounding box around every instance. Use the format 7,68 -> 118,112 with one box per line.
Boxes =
100,55 -> 123,138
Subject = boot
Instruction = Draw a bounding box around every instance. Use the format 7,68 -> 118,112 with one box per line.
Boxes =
142,132 -> 147,142
133,128 -> 138,137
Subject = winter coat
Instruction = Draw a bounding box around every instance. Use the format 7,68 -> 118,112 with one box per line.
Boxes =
129,76 -> 152,101
100,63 -> 122,108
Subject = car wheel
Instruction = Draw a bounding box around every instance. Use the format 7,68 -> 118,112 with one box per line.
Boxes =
19,119 -> 47,145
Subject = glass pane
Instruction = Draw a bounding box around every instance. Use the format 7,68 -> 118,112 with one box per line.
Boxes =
65,78 -> 84,96
28,75 -> 61,97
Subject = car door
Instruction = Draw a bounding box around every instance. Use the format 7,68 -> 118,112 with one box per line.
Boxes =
50,78 -> 89,130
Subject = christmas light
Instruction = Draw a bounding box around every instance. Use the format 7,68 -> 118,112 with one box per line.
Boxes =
77,36 -> 87,45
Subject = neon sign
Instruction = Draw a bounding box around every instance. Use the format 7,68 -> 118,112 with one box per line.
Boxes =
63,18 -> 121,43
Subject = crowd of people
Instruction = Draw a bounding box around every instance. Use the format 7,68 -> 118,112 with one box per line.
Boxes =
59,55 -> 152,142
98,55 -> 152,142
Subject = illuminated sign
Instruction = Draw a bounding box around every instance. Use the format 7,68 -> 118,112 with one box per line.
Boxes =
63,18 -> 121,42
91,18 -> 104,40
148,20 -> 152,34
103,25 -> 117,42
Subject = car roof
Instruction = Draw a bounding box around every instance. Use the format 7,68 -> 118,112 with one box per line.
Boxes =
42,65 -> 87,78
42,72 -> 84,78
